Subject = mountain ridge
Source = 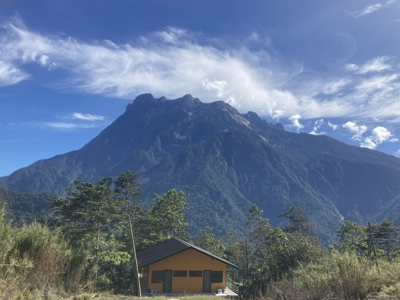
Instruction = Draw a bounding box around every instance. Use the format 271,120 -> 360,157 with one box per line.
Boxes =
2,93 -> 400,243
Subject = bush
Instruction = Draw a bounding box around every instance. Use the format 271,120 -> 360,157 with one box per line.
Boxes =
0,204 -> 81,299
260,251 -> 400,300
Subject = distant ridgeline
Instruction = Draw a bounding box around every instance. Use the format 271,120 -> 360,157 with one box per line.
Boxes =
2,93 -> 400,244
0,188 -> 52,225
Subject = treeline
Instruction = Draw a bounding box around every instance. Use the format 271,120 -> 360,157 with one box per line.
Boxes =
0,171 -> 190,299
1,171 -> 400,299
0,188 -> 52,225
195,207 -> 400,299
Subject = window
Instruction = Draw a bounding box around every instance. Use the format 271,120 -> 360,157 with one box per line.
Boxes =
211,271 -> 223,283
173,270 -> 187,277
189,271 -> 202,277
151,270 -> 164,283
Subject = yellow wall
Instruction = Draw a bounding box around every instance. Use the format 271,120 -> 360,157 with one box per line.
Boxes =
145,248 -> 226,293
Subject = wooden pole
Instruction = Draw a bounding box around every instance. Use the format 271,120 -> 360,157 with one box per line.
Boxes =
126,202 -> 141,297
245,224 -> 249,283
129,216 -> 141,297
368,222 -> 380,276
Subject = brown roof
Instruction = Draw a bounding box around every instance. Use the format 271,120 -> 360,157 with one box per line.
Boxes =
136,237 -> 239,269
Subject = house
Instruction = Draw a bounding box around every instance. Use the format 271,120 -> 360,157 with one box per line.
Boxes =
137,237 -> 238,295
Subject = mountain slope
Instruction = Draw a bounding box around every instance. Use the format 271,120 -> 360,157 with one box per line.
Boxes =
2,94 -> 400,242
0,188 -> 52,225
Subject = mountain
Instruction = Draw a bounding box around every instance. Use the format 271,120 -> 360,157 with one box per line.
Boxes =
0,188 -> 52,225
2,93 -> 400,243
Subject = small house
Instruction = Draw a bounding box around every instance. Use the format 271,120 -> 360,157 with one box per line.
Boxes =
137,237 -> 238,295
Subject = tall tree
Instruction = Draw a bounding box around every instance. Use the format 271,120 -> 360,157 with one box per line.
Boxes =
333,221 -> 369,256
114,170 -> 143,297
148,189 -> 189,243
373,219 -> 399,261
50,178 -> 130,290
194,226 -> 224,257
278,206 -> 312,235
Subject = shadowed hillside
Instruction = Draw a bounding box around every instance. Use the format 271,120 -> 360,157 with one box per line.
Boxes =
2,94 -> 400,243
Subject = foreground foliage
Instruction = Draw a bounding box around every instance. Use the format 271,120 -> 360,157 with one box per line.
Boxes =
2,172 -> 400,299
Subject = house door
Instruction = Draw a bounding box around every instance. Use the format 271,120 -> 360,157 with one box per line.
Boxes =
163,270 -> 172,293
203,270 -> 211,293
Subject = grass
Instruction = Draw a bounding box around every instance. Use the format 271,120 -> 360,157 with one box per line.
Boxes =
68,294 -> 218,300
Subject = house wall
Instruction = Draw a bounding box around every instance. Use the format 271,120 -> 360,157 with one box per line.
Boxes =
145,248 -> 226,294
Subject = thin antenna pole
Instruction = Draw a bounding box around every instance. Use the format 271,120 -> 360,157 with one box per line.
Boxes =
368,222 -> 380,276
126,201 -> 141,297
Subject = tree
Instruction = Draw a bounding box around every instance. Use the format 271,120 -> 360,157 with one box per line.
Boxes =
147,189 -> 190,244
50,178 -> 130,290
238,205 -> 325,299
333,221 -> 369,256
114,170 -> 143,297
194,226 -> 224,257
373,219 -> 399,261
278,206 -> 312,235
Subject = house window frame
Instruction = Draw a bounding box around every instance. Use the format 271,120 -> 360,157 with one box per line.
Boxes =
151,270 -> 164,283
211,271 -> 223,283
189,270 -> 202,277
173,270 -> 187,277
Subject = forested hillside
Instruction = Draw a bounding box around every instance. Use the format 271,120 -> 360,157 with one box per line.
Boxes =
0,188 -> 52,225
2,94 -> 400,243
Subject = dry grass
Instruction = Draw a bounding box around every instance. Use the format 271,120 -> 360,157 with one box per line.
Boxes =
68,294 -> 218,300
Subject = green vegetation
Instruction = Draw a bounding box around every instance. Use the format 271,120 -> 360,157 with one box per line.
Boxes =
2,172 -> 400,299
0,171 -> 191,299
0,188 -> 52,225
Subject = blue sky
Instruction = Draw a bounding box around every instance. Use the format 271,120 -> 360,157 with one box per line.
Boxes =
1,0 -> 400,176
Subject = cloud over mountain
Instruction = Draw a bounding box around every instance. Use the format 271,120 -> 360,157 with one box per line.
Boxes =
2,15 -> 400,136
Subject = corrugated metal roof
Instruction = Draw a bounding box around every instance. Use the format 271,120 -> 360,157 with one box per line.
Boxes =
137,237 -> 238,269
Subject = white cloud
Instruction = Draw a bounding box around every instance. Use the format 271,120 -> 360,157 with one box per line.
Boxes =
310,119 -> 326,135
43,122 -> 99,130
272,109 -> 285,121
3,17 -> 400,126
2,121 -> 103,131
345,56 -> 392,74
103,40 -> 118,49
360,137 -> 377,149
360,126 -> 397,149
154,27 -> 187,44
371,126 -> 393,143
322,79 -> 350,94
288,114 -> 304,132
342,121 -> 367,140
0,17 -> 309,119
202,79 -> 229,98
328,121 -> 339,130
354,3 -> 382,17
0,60 -> 28,86
71,112 -> 105,121
39,55 -> 49,66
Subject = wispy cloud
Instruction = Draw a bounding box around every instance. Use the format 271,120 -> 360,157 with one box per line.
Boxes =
345,56 -> 392,74
354,3 -> 382,17
41,122 -> 100,130
3,16 -> 400,125
328,121 -> 339,130
0,60 -> 28,86
2,120 -> 106,131
342,121 -> 367,140
310,119 -> 326,135
322,79 -> 351,94
70,112 -> 105,121
352,1 -> 397,18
